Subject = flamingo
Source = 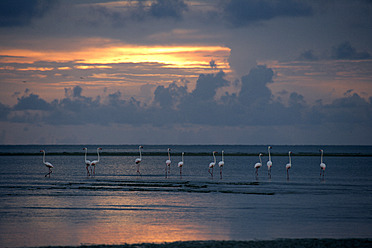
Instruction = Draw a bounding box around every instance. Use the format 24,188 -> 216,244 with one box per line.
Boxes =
165,148 -> 171,178
90,148 -> 102,176
83,148 -> 91,176
319,149 -> 326,177
208,151 -> 217,178
267,146 -> 273,177
254,153 -> 263,177
218,150 -> 225,179
178,152 -> 184,178
286,151 -> 292,179
40,150 -> 53,177
135,146 -> 143,176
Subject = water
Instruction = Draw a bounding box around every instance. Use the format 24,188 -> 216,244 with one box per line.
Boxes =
0,145 -> 371,247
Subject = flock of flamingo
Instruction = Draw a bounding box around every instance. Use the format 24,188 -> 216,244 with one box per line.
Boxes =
40,146 -> 327,179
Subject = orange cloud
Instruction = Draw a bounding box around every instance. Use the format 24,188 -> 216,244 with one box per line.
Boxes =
0,43 -> 231,71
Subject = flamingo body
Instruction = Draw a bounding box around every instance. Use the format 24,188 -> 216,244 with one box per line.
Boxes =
135,146 -> 143,164
218,150 -> 224,179
165,148 -> 171,178
90,148 -> 102,176
267,146 -> 273,177
83,147 -> 91,176
208,151 -> 217,177
135,146 -> 143,175
178,152 -> 184,178
286,151 -> 292,179
254,153 -> 263,177
40,150 -> 53,177
319,149 -> 326,176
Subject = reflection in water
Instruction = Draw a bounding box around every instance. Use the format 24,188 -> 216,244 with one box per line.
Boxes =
2,192 -> 230,247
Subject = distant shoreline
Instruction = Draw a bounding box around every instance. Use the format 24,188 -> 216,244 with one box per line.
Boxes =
30,239 -> 372,248
1,151 -> 371,157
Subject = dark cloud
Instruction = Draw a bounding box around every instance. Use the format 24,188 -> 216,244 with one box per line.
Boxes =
239,65 -> 273,105
149,0 -> 188,19
222,0 -> 313,27
209,59 -> 217,69
321,93 -> 372,124
153,82 -> 188,109
298,50 -> 318,61
191,70 -> 230,101
13,93 -> 52,111
331,41 -> 371,60
0,102 -> 11,120
0,0 -> 55,27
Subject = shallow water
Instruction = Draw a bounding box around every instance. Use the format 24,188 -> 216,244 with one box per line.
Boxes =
0,145 -> 371,247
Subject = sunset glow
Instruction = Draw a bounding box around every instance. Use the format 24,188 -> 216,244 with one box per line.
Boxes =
0,44 -> 231,70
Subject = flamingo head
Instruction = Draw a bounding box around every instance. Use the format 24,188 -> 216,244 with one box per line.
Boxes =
319,149 -> 323,152
213,151 -> 217,154
40,150 -> 44,153
168,148 -> 171,151
259,153 -> 263,156
268,146 -> 272,149
98,148 -> 102,150
83,148 -> 87,150
289,151 -> 292,155
140,146 -> 143,148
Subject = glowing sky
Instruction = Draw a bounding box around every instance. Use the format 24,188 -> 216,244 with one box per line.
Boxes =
0,0 -> 371,144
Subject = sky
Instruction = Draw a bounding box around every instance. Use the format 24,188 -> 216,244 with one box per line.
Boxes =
0,0 -> 371,145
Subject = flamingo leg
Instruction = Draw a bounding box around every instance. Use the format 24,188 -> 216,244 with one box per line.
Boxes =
220,167 -> 222,179
86,166 -> 90,176
165,165 -> 168,178
137,164 -> 141,176
93,166 -> 95,176
45,168 -> 52,177
180,167 -> 182,179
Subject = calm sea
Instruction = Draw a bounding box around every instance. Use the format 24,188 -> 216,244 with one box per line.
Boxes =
0,145 -> 371,247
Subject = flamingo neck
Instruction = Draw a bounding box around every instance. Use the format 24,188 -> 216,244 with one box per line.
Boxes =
222,151 -> 224,162
213,153 -> 216,163
42,151 -> 46,164
97,148 -> 100,162
182,153 -> 184,162
320,150 -> 323,163
168,150 -> 170,160
139,147 -> 142,160
268,147 -> 271,161
289,153 -> 291,164
259,154 -> 262,164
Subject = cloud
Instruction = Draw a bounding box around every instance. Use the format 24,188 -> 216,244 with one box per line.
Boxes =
0,0 -> 55,27
222,0 -> 313,27
149,0 -> 188,19
331,41 -> 371,60
0,102 -> 10,120
1,65 -> 371,144
298,50 -> 318,61
239,65 -> 274,105
13,93 -> 52,111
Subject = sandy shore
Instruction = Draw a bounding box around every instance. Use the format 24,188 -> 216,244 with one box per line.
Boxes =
34,239 -> 372,248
